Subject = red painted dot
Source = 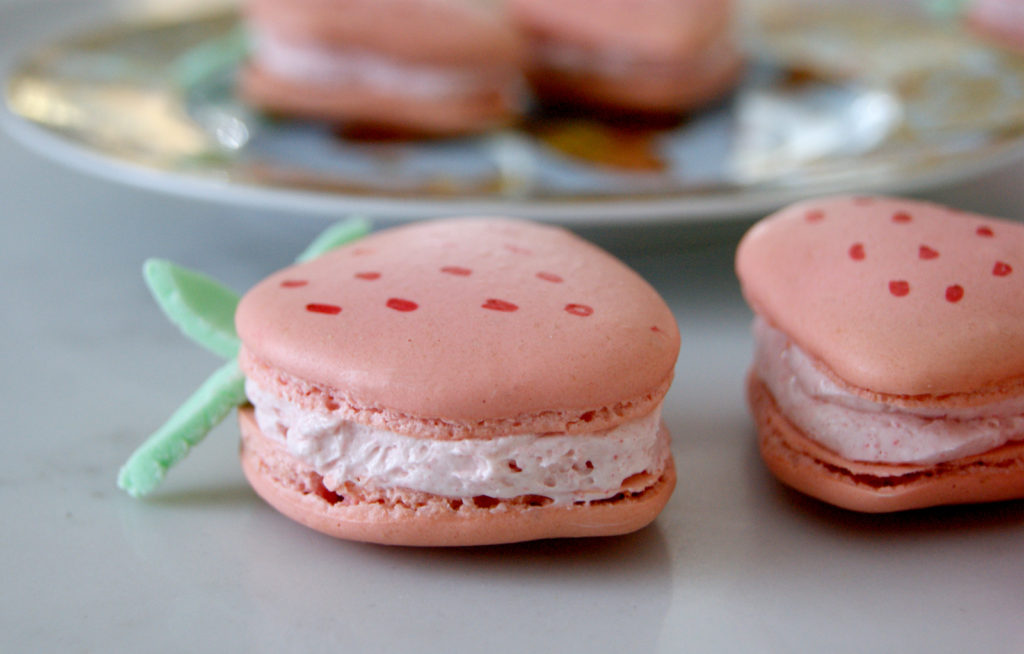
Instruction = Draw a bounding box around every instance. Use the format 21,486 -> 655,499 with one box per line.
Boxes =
804,209 -> 825,223
482,298 -> 518,312
889,280 -> 910,297
993,261 -> 1013,276
651,325 -> 662,333
977,226 -> 994,237
306,303 -> 341,315
440,266 -> 472,276
280,280 -> 308,288
355,272 -> 381,280
919,245 -> 939,260
565,303 -> 594,317
536,272 -> 563,283
386,298 -> 418,312
849,243 -> 865,260
892,211 -> 912,223
945,285 -> 964,303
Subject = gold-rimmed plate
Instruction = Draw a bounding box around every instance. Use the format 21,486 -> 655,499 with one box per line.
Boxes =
4,0 -> 1024,223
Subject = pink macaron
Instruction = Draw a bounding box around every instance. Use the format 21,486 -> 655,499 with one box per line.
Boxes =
239,0 -> 526,135
967,0 -> 1024,53
736,195 -> 1024,512
234,218 -> 679,545
508,0 -> 743,115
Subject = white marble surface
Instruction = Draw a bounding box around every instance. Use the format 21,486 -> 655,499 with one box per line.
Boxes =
2,1 -> 1024,652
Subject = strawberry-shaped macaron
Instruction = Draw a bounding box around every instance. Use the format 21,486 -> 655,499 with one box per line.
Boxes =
122,217 -> 679,546
736,195 -> 1024,512
509,0 -> 743,114
240,0 -> 525,135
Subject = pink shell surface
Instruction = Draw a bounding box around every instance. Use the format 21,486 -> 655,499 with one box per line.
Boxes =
509,0 -> 733,60
245,0 -> 523,66
236,218 -> 679,423
736,196 -> 1024,396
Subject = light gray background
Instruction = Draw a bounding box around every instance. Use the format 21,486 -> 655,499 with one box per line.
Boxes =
2,1 -> 1023,652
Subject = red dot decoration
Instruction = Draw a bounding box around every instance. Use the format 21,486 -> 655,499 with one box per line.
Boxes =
993,261 -> 1013,277
565,304 -> 594,317
977,226 -> 994,237
536,272 -> 563,283
386,298 -> 418,312
280,280 -> 308,288
945,285 -> 964,303
892,211 -> 912,224
306,303 -> 341,315
651,326 -> 662,333
918,245 -> 939,260
889,280 -> 910,297
805,209 -> 825,223
848,243 -> 865,260
440,266 -> 472,276
482,298 -> 518,312
355,272 -> 381,280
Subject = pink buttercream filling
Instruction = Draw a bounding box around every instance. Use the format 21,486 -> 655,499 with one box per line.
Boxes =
753,318 -> 1024,465
530,36 -> 738,78
246,379 -> 670,505
250,28 -> 514,97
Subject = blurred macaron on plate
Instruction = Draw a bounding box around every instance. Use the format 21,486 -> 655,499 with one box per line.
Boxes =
3,0 -> 1024,223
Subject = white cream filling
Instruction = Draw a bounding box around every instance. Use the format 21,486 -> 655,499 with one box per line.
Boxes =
753,317 -> 1024,465
531,37 -> 735,78
246,379 -> 669,505
250,28 -> 498,97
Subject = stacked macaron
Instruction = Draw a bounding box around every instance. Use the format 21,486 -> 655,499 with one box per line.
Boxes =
234,218 -> 679,545
736,196 -> 1024,512
239,0 -> 744,132
240,0 -> 526,135
509,0 -> 743,115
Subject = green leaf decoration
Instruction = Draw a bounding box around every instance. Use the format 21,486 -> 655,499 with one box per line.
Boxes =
120,217 -> 372,498
172,26 -> 250,91
117,359 -> 246,498
144,259 -> 242,359
295,216 -> 371,262
920,0 -> 971,19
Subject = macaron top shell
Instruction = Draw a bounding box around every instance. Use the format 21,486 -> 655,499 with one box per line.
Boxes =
236,218 -> 679,429
245,0 -> 523,67
509,0 -> 733,61
736,196 -> 1024,397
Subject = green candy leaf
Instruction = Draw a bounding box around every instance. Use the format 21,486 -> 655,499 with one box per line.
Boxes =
143,259 -> 241,359
295,216 -> 371,262
120,217 -> 372,498
117,359 -> 246,498
172,26 -> 250,91
921,0 -> 971,19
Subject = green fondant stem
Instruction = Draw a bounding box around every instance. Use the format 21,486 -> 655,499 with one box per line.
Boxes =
117,359 -> 246,498
120,217 -> 372,498
295,216 -> 371,262
143,259 -> 241,359
172,26 -> 250,91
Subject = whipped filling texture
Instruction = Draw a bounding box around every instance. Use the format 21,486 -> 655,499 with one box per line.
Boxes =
246,379 -> 669,505
251,29 -> 503,97
754,317 -> 1024,465
531,37 -> 736,78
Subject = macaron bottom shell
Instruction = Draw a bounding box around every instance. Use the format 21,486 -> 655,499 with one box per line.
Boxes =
238,408 -> 676,546
747,375 -> 1024,513
239,63 -> 520,137
525,44 -> 743,115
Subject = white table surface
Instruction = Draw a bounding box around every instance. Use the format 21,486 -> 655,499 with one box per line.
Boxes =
2,1 -> 1023,652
